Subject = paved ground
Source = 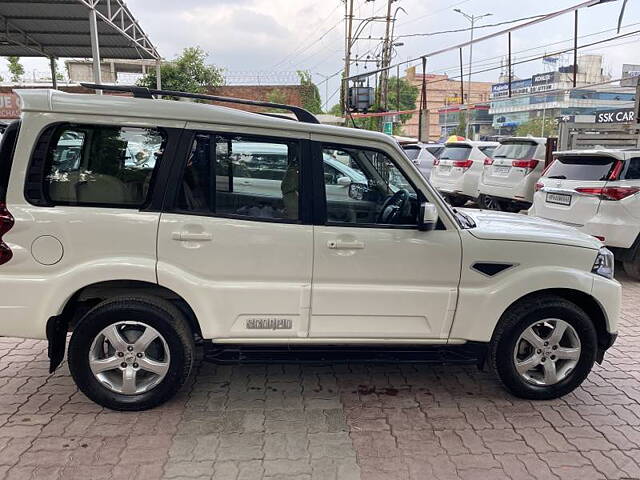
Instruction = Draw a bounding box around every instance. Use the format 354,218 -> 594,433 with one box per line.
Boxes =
1,272 -> 640,480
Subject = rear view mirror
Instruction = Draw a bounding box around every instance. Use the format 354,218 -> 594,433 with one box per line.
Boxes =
418,202 -> 438,231
337,176 -> 352,187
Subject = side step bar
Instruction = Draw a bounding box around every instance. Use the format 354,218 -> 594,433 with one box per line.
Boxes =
203,343 -> 488,368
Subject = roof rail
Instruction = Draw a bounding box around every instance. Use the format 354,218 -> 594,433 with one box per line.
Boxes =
80,83 -> 320,124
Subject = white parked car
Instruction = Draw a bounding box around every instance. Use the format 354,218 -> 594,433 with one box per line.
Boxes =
478,137 -> 547,212
402,143 -> 445,180
430,140 -> 499,206
0,87 -> 619,410
529,148 -> 640,278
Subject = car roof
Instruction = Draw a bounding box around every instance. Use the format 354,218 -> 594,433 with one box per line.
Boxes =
16,89 -> 399,150
445,141 -> 499,148
500,136 -> 546,145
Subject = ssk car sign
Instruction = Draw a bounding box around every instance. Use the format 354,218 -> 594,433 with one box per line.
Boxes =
595,108 -> 635,124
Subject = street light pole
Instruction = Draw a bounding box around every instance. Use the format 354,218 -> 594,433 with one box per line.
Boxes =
454,8 -> 492,138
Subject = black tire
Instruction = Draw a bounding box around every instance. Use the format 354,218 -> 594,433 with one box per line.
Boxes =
479,194 -> 502,211
623,258 -> 640,280
68,296 -> 195,411
489,295 -> 597,400
446,194 -> 468,207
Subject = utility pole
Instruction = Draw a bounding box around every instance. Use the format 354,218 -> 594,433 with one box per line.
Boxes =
378,0 -> 394,115
343,0 -> 355,115
454,8 -> 492,138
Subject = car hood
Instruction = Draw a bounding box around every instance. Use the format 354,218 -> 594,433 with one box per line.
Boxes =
460,208 -> 602,250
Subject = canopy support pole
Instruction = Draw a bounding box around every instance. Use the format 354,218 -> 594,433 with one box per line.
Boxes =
155,59 -> 162,90
49,57 -> 57,90
89,7 -> 102,94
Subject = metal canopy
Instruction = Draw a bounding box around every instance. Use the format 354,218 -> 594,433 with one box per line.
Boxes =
0,0 -> 160,60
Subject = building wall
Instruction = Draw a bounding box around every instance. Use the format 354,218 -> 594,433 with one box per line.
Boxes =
403,67 -> 493,141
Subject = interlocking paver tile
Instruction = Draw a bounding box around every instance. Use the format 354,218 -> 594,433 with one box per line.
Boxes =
1,271 -> 640,478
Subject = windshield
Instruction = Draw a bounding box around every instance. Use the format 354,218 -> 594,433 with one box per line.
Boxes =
402,146 -> 421,160
493,141 -> 538,159
440,145 -> 471,160
544,155 -> 618,181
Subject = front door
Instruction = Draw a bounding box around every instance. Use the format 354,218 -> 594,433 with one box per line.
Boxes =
310,142 -> 462,340
157,130 -> 313,340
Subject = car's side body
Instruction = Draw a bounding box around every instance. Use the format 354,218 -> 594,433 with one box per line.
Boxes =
0,90 -> 619,372
430,140 -> 500,203
402,143 -> 445,180
478,136 -> 547,211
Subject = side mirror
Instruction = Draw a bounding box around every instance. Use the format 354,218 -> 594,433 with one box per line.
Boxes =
337,176 -> 352,187
418,202 -> 438,231
348,183 -> 368,200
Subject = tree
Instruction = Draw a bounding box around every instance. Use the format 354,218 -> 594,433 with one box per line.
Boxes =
137,46 -> 224,94
452,111 -> 467,137
515,115 -> 558,137
296,70 -> 322,114
7,56 -> 24,83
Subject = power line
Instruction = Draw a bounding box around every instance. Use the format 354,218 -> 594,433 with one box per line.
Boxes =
397,0 -> 474,28
398,14 -> 545,39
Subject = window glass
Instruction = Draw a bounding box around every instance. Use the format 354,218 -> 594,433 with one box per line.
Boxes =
323,146 -> 418,226
178,134 -> 300,221
544,155 -> 617,181
440,145 -> 471,161
425,146 -> 444,158
623,158 -> 640,180
493,141 -> 537,159
44,125 -> 165,206
479,146 -> 496,158
402,146 -> 420,160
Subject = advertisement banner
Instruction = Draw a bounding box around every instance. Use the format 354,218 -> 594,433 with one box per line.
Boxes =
595,108 -> 635,124
0,93 -> 20,119
491,78 -> 532,98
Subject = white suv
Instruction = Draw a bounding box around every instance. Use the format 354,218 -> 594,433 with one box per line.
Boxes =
478,137 -> 547,212
0,87 -> 620,410
530,148 -> 640,279
402,143 -> 445,180
430,140 -> 499,206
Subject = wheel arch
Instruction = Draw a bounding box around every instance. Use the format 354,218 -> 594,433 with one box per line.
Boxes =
493,287 -> 610,360
46,279 -> 203,373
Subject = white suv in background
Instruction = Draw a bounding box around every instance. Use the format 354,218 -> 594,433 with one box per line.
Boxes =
0,87 -> 619,410
478,137 -> 547,212
530,149 -> 640,278
402,143 -> 445,180
430,140 -> 499,206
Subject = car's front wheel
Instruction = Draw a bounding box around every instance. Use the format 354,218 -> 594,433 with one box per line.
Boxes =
489,295 -> 597,400
68,296 -> 195,411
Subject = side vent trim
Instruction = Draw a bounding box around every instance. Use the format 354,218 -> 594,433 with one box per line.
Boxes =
471,262 -> 517,277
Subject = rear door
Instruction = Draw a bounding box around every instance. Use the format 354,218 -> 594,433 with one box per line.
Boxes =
433,143 -> 472,181
156,128 -> 313,340
536,154 -> 619,225
484,140 -> 540,187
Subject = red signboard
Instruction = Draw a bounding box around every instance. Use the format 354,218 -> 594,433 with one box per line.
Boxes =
0,93 -> 21,119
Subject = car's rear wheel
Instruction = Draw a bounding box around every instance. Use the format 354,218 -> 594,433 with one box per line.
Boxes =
489,295 -> 597,400
479,194 -> 502,211
68,296 -> 195,411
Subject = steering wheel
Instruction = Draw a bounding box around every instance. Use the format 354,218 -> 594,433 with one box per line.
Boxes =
377,189 -> 410,224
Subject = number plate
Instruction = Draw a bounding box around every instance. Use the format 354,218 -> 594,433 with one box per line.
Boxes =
438,165 -> 452,174
493,165 -> 510,176
546,192 -> 572,206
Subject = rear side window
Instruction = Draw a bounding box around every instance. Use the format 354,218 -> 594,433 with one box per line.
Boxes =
493,141 -> 537,160
440,145 -> 471,160
544,155 -> 617,181
402,146 -> 420,160
425,146 -> 444,158
40,124 -> 165,207
479,146 -> 496,158
0,121 -> 20,202
623,158 -> 640,180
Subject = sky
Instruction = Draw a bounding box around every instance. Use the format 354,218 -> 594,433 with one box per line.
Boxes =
3,0 -> 640,108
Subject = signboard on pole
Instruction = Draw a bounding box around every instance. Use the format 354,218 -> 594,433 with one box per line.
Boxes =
622,64 -> 640,87
595,108 -> 635,124
383,121 -> 393,135
0,93 -> 20,119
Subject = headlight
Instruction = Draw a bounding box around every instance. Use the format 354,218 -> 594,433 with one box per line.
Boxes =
592,247 -> 614,279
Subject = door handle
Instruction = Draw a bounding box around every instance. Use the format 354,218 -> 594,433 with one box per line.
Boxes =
327,240 -> 365,250
172,232 -> 212,242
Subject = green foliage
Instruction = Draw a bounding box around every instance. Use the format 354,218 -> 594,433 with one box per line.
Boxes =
515,115 -> 558,137
137,46 -> 224,94
296,70 -> 322,114
453,111 -> 467,137
266,88 -> 287,105
53,60 -> 64,81
328,104 -> 342,116
7,56 -> 24,82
